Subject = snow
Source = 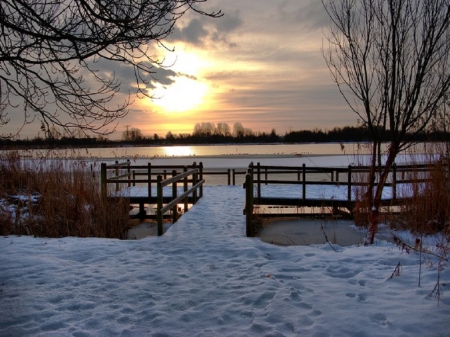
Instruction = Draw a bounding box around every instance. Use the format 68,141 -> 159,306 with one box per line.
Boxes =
101,153 -> 429,170
1,185 -> 449,337
116,180 -> 413,201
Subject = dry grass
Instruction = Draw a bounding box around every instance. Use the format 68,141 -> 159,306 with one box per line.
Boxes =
392,158 -> 450,234
350,144 -> 377,227
0,151 -> 130,238
349,143 -> 450,235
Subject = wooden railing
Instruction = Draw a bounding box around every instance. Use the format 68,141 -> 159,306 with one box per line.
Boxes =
201,169 -> 247,185
101,161 -> 204,197
243,161 -> 435,236
155,168 -> 205,235
100,160 -> 247,189
100,161 -> 204,235
247,161 -> 433,200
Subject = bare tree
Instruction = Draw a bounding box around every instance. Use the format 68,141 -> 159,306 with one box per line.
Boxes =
323,0 -> 450,243
215,122 -> 231,137
122,126 -> 143,141
0,0 -> 221,138
434,96 -> 450,157
165,130 -> 175,141
233,122 -> 245,138
193,122 -> 216,137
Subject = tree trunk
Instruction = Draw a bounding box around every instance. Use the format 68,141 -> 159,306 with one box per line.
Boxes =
365,142 -> 398,244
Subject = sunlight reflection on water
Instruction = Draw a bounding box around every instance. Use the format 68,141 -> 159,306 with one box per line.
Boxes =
162,146 -> 194,157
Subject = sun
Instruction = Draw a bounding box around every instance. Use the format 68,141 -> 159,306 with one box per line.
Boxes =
147,48 -> 212,114
151,76 -> 208,113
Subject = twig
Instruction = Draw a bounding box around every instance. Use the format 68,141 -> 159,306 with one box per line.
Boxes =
390,262 -> 402,278
392,235 -> 448,261
320,222 -> 337,252
429,261 -> 444,304
418,235 -> 423,287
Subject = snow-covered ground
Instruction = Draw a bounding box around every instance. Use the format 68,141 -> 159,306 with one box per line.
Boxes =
1,185 -> 449,336
100,153 -> 431,170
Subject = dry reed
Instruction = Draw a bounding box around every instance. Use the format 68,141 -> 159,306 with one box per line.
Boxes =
350,143 -> 450,235
0,151 -> 130,238
393,156 -> 450,234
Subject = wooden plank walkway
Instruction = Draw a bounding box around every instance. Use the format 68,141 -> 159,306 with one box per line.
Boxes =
164,186 -> 246,239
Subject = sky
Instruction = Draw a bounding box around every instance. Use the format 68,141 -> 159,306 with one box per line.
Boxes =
1,183 -> 449,335
4,0 -> 356,139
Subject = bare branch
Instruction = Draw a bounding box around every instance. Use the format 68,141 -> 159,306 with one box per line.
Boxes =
323,0 -> 450,244
0,0 -> 222,138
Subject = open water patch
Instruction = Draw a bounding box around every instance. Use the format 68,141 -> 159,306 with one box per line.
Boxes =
259,219 -> 368,246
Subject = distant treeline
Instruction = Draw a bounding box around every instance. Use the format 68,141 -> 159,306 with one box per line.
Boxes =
1,125 -> 449,149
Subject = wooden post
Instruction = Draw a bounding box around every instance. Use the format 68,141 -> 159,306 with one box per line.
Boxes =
248,161 -> 254,196
257,162 -> 261,200
147,163 -> 152,199
249,162 -> 254,174
392,163 -> 397,201
192,162 -> 197,204
347,165 -> 352,203
232,169 -> 236,186
265,168 -> 268,185
245,172 -> 254,237
115,160 -> 119,191
132,170 -> 136,186
302,164 -> 306,201
157,175 -> 163,236
331,170 -> 334,182
172,170 -> 178,223
227,169 -> 231,185
183,166 -> 188,213
199,162 -> 203,198
336,170 -> 339,182
101,163 -> 107,199
127,159 -> 131,187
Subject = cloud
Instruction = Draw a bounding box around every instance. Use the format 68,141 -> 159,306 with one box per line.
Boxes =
293,1 -> 330,30
180,18 -> 209,44
87,57 -> 182,94
255,0 -> 327,32
147,67 -> 177,87
168,8 -> 243,48
216,10 -> 243,33
6,0 -> 357,139
169,18 -> 209,45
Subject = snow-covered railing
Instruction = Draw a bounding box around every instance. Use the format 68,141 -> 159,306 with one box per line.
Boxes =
101,161 -> 205,235
243,162 -> 436,236
155,168 -> 205,235
100,161 -> 204,198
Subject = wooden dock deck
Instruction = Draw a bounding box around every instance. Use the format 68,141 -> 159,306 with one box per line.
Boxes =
243,162 -> 436,236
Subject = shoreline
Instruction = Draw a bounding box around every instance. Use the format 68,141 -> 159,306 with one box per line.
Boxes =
7,152 -> 349,161
103,153 -> 347,159
86,153 -> 352,161
95,153 -> 355,170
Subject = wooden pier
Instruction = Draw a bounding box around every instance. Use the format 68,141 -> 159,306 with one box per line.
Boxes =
101,161 -> 205,235
243,162 -> 435,237
101,159 -> 439,238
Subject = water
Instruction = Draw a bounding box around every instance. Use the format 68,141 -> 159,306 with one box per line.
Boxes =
9,141 -> 440,159
258,218 -> 396,246
17,143 -> 355,159
259,219 -> 365,246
